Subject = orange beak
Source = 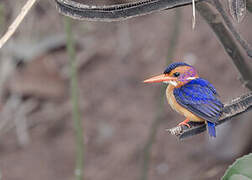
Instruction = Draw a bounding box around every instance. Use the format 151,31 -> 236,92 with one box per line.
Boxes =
143,74 -> 177,83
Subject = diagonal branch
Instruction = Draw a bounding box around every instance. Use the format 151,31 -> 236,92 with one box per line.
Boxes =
210,0 -> 252,58
196,2 -> 252,90
168,92 -> 252,139
0,0 -> 37,49
55,0 -> 204,21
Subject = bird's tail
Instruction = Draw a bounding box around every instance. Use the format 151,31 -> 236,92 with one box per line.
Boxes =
207,122 -> 216,137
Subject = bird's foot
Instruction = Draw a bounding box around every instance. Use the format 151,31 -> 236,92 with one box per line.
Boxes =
178,118 -> 191,128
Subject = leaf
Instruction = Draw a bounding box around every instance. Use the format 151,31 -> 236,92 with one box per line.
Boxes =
228,0 -> 247,23
222,153 -> 252,180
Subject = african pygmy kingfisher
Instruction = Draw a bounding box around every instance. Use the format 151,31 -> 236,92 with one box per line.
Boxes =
144,62 -> 223,137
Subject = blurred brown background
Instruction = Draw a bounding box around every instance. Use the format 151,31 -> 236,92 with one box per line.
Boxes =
0,0 -> 251,180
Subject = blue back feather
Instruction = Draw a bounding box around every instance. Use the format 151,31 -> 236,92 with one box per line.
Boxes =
174,78 -> 223,123
173,78 -> 222,137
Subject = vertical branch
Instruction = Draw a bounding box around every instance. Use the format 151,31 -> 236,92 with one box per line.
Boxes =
140,9 -> 182,180
0,3 -> 5,34
64,17 -> 84,180
196,2 -> 252,90
0,0 -> 37,49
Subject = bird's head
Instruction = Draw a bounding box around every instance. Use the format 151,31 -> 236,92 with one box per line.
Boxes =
143,62 -> 199,87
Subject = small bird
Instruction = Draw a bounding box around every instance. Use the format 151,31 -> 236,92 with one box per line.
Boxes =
144,62 -> 223,137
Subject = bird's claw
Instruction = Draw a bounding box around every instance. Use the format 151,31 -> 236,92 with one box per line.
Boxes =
178,121 -> 191,128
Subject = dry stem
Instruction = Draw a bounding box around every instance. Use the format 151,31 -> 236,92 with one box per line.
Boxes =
0,0 -> 37,49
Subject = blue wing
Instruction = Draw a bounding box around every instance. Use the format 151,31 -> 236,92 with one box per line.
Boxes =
173,78 -> 223,123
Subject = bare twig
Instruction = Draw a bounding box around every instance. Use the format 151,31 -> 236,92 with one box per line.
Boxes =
0,0 -> 37,49
168,92 -> 252,139
64,17 -> 84,180
196,2 -> 252,90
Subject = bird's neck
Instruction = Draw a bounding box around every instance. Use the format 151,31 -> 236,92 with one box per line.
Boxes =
167,84 -> 176,92
166,84 -> 179,112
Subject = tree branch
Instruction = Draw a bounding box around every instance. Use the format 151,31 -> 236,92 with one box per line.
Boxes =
54,0 -> 204,21
168,92 -> 252,139
210,0 -> 252,58
0,0 -> 37,49
196,2 -> 252,90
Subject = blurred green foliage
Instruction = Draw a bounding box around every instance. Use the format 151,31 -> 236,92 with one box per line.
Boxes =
222,153 -> 252,180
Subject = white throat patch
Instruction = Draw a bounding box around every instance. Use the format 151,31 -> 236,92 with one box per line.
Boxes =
167,81 -> 178,87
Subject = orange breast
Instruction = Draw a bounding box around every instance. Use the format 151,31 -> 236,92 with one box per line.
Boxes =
166,85 -> 205,122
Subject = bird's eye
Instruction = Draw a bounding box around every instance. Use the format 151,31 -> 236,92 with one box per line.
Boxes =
173,72 -> 180,77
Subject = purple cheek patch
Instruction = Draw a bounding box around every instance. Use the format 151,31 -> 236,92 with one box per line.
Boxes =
178,67 -> 197,82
